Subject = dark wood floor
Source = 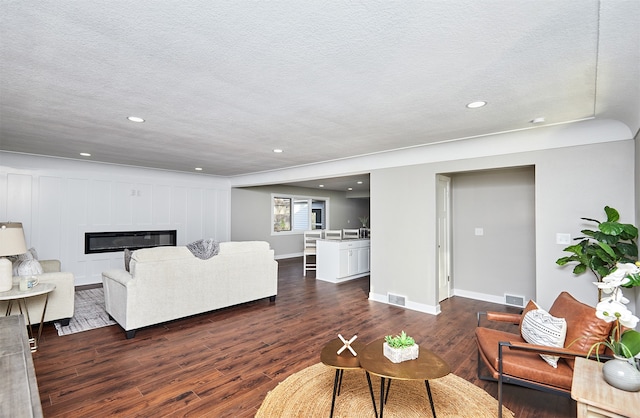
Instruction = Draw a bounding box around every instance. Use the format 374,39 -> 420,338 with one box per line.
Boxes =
32,258 -> 576,417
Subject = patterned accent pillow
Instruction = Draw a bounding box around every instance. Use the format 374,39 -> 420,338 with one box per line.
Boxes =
186,238 -> 220,260
521,305 -> 567,368
12,247 -> 44,276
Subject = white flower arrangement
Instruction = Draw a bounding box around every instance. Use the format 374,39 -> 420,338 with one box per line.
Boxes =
590,262 -> 640,359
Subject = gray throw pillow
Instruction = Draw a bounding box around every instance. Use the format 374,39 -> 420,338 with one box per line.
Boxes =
124,249 -> 132,272
12,248 -> 44,276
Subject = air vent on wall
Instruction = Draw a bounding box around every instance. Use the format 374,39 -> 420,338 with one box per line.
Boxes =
388,293 -> 406,307
505,294 -> 525,308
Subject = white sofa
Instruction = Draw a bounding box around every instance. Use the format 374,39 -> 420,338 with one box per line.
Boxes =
1,260 -> 75,325
102,241 -> 278,338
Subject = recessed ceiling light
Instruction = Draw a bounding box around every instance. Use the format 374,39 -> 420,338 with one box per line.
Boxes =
347,187 -> 353,191
530,117 -> 546,124
273,149 -> 283,153
195,167 -> 203,171
357,181 -> 363,185
127,116 -> 145,123
319,184 -> 324,188
466,101 -> 487,109
79,152 -> 91,157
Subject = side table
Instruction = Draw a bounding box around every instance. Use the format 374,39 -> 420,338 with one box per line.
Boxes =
320,337 -> 372,418
0,282 -> 56,352
359,338 -> 451,418
571,356 -> 640,418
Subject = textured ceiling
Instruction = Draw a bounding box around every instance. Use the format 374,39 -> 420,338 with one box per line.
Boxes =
1,1 -> 639,184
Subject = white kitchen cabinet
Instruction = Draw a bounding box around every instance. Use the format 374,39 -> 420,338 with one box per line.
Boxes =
316,238 -> 370,283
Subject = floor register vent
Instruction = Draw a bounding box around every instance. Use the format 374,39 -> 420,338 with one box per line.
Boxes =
388,293 -> 406,307
505,294 -> 525,308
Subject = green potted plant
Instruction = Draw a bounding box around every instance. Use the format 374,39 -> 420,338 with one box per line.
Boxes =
556,206 -> 638,296
383,330 -> 418,363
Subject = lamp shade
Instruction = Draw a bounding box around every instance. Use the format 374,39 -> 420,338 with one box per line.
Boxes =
0,222 -> 27,257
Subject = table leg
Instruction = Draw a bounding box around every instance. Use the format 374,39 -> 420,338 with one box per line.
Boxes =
34,294 -> 50,352
16,295 -> 49,353
330,369 -> 340,418
365,372 -> 378,417
379,377 -> 386,418
425,380 -> 437,417
384,379 -> 391,404
16,298 -> 36,350
5,300 -> 13,316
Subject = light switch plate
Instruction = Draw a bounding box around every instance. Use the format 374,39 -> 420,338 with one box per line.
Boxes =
556,233 -> 571,245
475,228 -> 484,236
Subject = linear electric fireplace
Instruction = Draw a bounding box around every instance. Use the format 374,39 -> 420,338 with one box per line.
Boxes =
85,230 -> 177,254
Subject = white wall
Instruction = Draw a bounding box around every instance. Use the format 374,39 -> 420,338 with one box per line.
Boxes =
231,185 -> 369,258
370,127 -> 635,314
0,152 -> 231,285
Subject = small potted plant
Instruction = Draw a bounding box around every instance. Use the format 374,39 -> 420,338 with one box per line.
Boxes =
383,330 -> 419,363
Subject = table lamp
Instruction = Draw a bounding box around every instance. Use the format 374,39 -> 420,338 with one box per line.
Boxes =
0,222 -> 27,292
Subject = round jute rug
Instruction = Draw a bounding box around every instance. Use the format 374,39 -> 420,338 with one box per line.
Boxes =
256,363 -> 514,417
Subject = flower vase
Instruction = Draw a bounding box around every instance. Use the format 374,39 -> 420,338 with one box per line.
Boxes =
602,355 -> 640,392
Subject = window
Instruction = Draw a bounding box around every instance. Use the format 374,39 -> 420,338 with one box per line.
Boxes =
273,197 -> 291,232
272,194 -> 328,234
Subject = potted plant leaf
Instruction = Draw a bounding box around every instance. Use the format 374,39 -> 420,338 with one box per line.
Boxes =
383,331 -> 419,363
556,206 -> 638,298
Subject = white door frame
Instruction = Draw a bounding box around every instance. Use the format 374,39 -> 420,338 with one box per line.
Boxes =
437,175 -> 451,302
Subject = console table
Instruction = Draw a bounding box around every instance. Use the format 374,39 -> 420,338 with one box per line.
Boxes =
0,315 -> 44,417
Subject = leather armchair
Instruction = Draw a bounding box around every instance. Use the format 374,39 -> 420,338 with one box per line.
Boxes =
475,292 -> 613,417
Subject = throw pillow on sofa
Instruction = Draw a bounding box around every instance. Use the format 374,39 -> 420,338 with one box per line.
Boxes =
12,247 -> 44,276
124,249 -> 132,272
520,300 -> 567,368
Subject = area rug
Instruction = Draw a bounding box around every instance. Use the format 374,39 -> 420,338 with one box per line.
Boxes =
54,287 -> 116,336
256,363 -> 514,418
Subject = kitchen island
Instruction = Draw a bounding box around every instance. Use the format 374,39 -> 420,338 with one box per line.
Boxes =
316,238 -> 370,283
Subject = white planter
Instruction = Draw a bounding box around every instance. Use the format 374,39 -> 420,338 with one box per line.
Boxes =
383,342 -> 419,363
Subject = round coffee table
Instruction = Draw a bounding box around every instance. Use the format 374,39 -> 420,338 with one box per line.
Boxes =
359,338 -> 451,418
320,337 -> 371,418
0,282 -> 56,352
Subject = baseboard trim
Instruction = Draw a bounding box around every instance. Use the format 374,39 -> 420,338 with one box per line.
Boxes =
368,292 -> 441,315
275,252 -> 302,260
452,288 -> 508,305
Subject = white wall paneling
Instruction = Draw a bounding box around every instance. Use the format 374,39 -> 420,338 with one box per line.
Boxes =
37,176 -> 64,260
153,185 -> 172,225
113,181 -> 134,225
1,153 -> 231,286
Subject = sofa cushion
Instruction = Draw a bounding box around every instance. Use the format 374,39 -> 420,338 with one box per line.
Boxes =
219,241 -> 270,254
475,327 -> 574,391
520,302 -> 567,368
132,246 -> 193,262
548,292 -> 612,355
